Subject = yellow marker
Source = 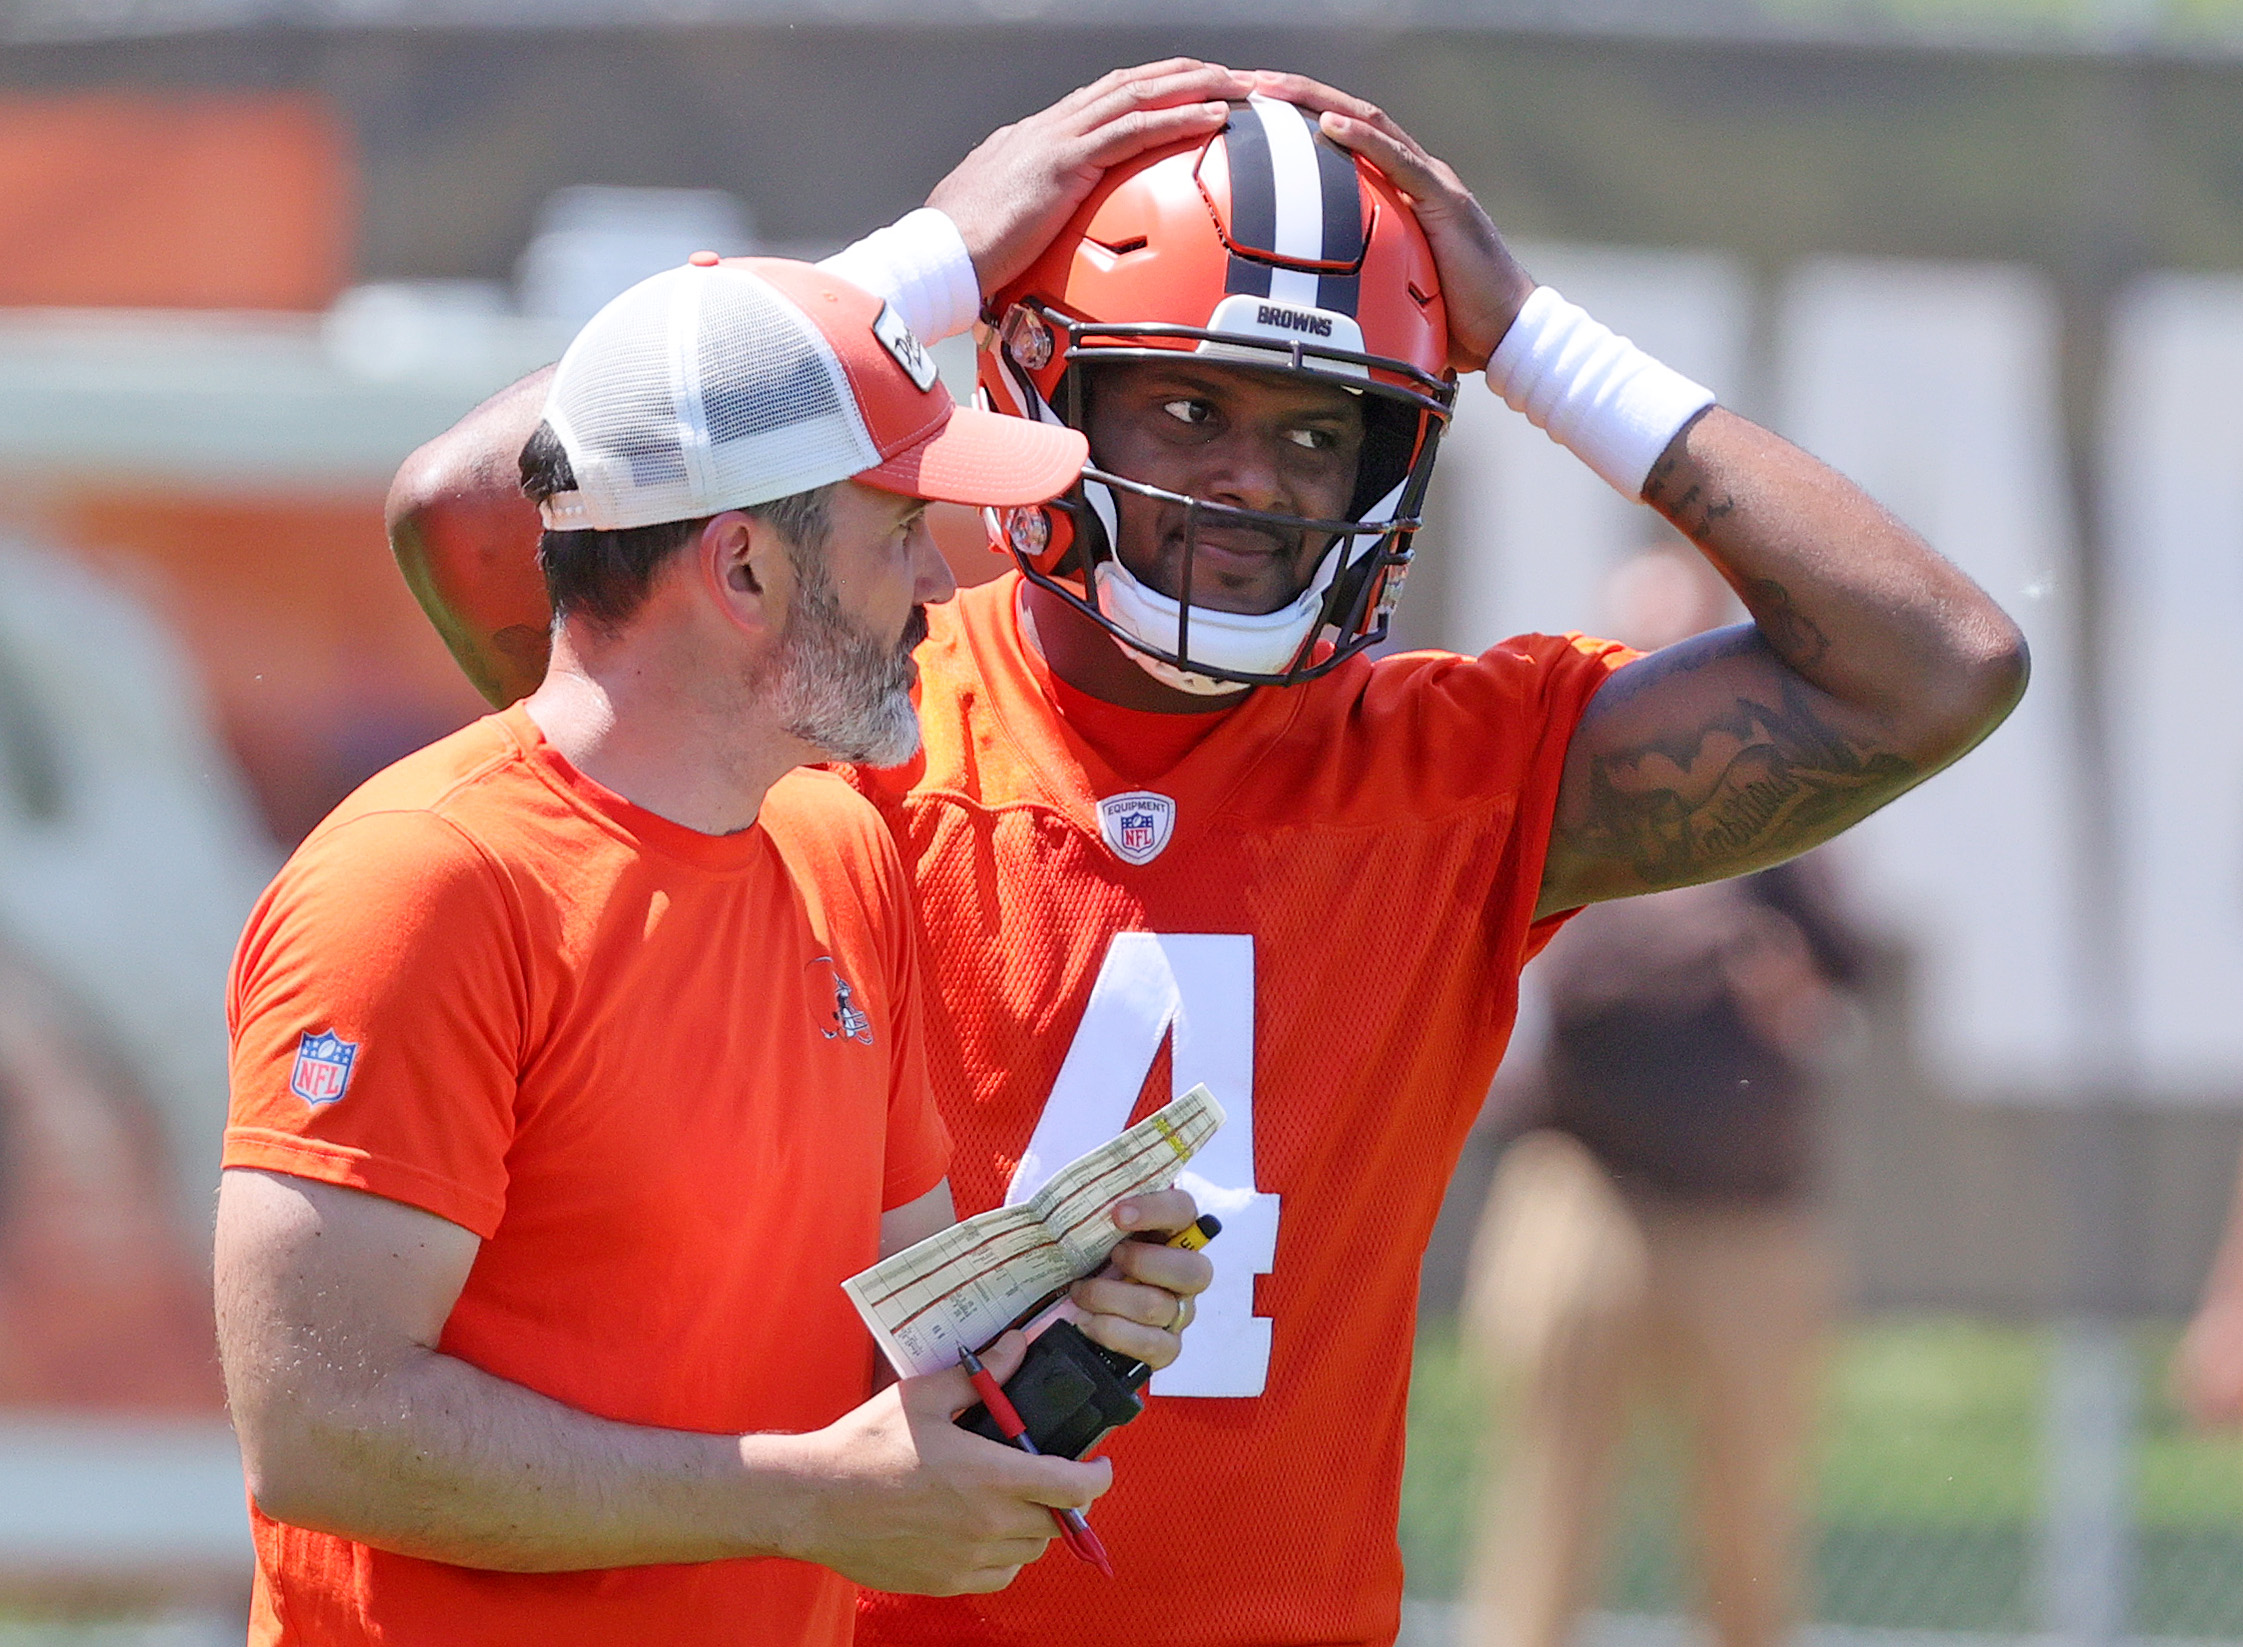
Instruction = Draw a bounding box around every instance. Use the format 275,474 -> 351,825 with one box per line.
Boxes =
1162,1214 -> 1222,1251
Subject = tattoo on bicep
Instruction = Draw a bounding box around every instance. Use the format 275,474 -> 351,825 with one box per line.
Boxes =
1563,647 -> 1915,888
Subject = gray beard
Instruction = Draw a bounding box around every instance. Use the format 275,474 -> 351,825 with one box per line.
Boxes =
769,565 -> 923,768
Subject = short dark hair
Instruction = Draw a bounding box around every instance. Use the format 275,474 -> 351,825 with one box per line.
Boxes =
518,421 -> 834,631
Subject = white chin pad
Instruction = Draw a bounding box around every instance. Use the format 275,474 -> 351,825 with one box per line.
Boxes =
1093,556 -> 1327,693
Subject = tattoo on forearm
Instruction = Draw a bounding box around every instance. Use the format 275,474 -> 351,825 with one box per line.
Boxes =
1562,635 -> 1915,889
1740,576 -> 1830,667
1643,447 -> 1735,538
1645,448 -> 1829,670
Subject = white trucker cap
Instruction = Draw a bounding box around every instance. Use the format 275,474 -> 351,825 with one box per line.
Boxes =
538,252 -> 1087,532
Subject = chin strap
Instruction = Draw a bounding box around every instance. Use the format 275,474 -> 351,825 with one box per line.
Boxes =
1093,551 -> 1332,694
1084,464 -> 1411,692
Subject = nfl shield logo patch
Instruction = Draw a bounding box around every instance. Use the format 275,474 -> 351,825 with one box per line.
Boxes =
290,1030 -> 359,1106
1097,791 -> 1177,866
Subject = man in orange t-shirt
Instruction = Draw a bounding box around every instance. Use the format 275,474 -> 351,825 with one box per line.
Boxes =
217,181 -> 1222,1644
385,66 -> 2027,1647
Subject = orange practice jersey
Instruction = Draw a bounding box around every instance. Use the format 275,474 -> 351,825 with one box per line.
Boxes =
225,705 -> 948,1647
851,575 -> 1629,1647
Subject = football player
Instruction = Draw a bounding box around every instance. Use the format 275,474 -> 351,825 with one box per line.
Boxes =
387,64 -> 2025,1647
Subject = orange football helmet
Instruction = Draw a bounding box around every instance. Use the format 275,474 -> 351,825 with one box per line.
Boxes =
978,95 -> 1455,690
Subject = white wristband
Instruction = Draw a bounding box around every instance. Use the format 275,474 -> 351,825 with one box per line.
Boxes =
817,207 -> 981,347
1484,286 -> 1716,498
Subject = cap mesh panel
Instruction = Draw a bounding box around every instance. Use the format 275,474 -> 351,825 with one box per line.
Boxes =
698,276 -> 847,443
546,264 -> 876,529
551,277 -> 691,498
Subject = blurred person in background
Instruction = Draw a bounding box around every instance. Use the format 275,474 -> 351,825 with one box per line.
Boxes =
1461,543 -> 1869,1647
391,61 -> 2024,1647
2173,1156 -> 2243,1429
0,941 -> 217,1409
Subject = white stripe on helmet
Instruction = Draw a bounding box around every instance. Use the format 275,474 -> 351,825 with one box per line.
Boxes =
1247,95 -> 1326,310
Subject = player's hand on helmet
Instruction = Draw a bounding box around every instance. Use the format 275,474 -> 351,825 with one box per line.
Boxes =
1250,70 -> 1538,373
784,1330 -> 1111,1594
928,60 -> 1253,298
1067,1188 -> 1214,1372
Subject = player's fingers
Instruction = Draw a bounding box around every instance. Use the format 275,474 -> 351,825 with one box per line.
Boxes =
1111,1186 -> 1197,1234
1314,111 -> 1451,206
1041,63 -> 1147,120
1081,59 -> 1247,108
1063,65 -> 1247,148
1250,67 -> 1422,156
1092,57 -> 1234,96
1068,101 -> 1235,172
1048,58 -> 1234,124
1248,68 -> 1387,126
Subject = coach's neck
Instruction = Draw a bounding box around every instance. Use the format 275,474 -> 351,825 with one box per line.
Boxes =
527,530 -> 810,837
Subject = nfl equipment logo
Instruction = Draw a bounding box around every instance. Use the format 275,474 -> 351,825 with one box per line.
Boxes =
290,1030 -> 359,1106
1097,791 -> 1177,866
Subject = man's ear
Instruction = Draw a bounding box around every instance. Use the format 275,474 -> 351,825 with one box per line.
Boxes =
698,510 -> 789,639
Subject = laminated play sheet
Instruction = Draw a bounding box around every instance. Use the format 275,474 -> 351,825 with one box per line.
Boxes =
843,1085 -> 1225,1377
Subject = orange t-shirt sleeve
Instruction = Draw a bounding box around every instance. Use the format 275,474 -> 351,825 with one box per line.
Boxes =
873,831 -> 950,1212
224,808 -> 525,1239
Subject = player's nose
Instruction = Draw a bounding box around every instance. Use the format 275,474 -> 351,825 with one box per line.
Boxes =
1188,428 -> 1292,516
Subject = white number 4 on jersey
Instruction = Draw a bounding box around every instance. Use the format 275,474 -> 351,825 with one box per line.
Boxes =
1003,932 -> 1278,1398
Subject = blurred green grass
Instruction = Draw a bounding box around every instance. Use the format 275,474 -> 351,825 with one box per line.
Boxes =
1401,1316 -> 2243,1635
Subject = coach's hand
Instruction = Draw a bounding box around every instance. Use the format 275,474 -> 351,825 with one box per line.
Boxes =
778,1332 -> 1110,1594
1069,1187 -> 1214,1372
1250,70 -> 1537,373
929,60 -> 1252,298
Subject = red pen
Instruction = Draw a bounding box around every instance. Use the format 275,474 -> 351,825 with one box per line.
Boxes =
958,1344 -> 1114,1578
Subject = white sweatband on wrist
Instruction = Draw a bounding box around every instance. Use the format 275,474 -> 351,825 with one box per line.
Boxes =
1484,285 -> 1717,498
817,207 -> 981,346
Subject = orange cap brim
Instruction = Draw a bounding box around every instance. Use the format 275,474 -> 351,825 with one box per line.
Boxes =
857,401 -> 1088,509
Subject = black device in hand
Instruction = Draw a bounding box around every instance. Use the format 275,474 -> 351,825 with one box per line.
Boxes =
958,1319 -> 1148,1459
956,1213 -> 1220,1460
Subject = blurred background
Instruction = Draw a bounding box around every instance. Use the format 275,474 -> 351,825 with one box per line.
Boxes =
0,1 -> 2236,1642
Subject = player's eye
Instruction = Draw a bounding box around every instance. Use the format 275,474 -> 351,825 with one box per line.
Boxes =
1286,426 -> 1336,451
1162,398 -> 1214,427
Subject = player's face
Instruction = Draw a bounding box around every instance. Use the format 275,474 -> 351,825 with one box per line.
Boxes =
1082,360 -> 1365,617
766,481 -> 950,767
